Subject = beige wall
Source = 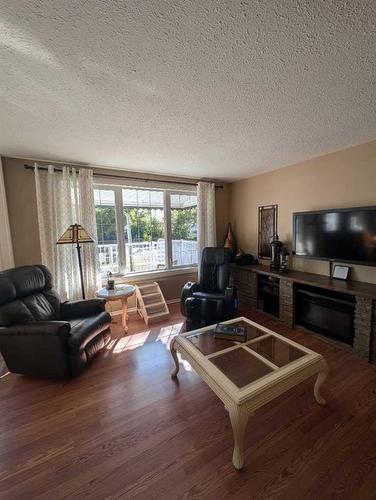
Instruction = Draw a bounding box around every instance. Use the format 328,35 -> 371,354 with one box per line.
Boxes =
2,156 -> 230,302
2,157 -> 41,265
230,140 -> 376,284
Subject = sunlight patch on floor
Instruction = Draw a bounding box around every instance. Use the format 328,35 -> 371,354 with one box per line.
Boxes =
179,356 -> 193,372
107,330 -> 151,353
105,321 -> 184,354
157,322 -> 184,345
158,322 -> 192,372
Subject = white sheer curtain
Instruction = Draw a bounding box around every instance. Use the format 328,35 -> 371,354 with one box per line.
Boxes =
34,164 -> 99,301
197,181 -> 216,261
0,157 -> 14,376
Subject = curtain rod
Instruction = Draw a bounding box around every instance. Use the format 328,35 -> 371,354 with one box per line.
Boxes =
24,164 -> 223,189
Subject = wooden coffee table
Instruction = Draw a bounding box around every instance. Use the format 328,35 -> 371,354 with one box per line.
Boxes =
96,285 -> 135,332
170,317 -> 329,470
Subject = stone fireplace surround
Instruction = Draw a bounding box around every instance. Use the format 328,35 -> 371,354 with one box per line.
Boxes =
231,264 -> 376,364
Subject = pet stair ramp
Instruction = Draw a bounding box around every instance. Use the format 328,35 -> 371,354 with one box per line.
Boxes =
135,282 -> 170,325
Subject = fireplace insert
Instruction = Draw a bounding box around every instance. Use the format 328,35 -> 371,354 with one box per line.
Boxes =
295,284 -> 355,345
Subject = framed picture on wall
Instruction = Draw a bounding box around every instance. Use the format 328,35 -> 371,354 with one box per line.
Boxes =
258,204 -> 278,259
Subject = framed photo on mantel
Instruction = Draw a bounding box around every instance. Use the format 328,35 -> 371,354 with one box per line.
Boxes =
258,204 -> 278,259
332,264 -> 350,280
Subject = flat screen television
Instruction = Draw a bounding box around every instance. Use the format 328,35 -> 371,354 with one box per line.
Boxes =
293,206 -> 376,266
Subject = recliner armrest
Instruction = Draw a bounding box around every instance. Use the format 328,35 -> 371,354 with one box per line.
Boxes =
181,281 -> 199,317
60,299 -> 106,319
0,321 -> 71,338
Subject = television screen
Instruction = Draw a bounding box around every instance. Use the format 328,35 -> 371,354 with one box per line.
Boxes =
293,207 -> 376,265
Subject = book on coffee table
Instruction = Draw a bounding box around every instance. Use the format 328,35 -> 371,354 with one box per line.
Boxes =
214,323 -> 247,342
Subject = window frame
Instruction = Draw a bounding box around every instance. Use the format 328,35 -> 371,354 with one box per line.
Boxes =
168,190 -> 199,270
94,184 -> 198,277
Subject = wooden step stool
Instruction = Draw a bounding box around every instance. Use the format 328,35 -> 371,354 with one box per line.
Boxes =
135,282 -> 170,325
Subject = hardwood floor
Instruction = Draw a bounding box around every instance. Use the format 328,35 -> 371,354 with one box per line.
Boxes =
1,304 -> 376,499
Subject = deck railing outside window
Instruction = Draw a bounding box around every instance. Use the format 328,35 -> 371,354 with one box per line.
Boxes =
98,239 -> 197,275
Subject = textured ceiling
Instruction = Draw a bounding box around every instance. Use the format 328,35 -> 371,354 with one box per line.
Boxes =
1,1 -> 376,181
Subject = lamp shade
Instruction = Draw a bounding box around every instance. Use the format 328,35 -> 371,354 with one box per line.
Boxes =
56,223 -> 94,245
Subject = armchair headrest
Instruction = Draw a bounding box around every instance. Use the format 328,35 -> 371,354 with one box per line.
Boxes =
0,265 -> 59,327
201,247 -> 230,266
199,247 -> 231,292
0,265 -> 53,305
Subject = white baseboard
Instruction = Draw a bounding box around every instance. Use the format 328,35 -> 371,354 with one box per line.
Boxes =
110,297 -> 180,317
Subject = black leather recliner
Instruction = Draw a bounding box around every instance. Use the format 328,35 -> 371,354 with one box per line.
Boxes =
181,247 -> 237,331
0,265 -> 112,378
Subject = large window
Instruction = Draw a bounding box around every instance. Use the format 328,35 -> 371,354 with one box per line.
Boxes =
95,189 -> 119,275
94,186 -> 197,275
171,194 -> 198,267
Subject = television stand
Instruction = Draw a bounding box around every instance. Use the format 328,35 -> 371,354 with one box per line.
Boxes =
231,263 -> 376,364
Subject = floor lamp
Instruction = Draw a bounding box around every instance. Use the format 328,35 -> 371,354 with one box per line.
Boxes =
56,223 -> 94,299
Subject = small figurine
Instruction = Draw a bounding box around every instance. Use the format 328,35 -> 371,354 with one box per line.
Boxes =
224,223 -> 237,261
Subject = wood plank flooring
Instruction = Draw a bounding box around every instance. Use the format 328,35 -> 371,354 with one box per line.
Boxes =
1,304 -> 376,499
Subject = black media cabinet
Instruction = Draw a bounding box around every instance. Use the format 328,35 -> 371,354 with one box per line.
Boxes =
231,263 -> 376,363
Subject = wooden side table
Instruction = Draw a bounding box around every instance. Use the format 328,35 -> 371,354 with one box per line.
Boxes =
96,285 -> 136,332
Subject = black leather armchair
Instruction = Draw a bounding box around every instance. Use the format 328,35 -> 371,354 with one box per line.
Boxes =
0,265 -> 112,378
181,247 -> 237,330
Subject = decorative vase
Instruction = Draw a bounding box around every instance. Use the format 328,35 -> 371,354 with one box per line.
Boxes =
224,223 -> 237,261
270,234 -> 283,269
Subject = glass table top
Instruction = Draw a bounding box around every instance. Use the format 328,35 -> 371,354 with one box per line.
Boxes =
185,321 -> 264,356
210,348 -> 273,387
247,336 -> 306,368
184,320 -> 308,389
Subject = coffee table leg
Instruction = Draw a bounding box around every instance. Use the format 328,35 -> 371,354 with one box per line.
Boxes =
314,359 -> 329,406
228,405 -> 249,470
170,338 -> 180,378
